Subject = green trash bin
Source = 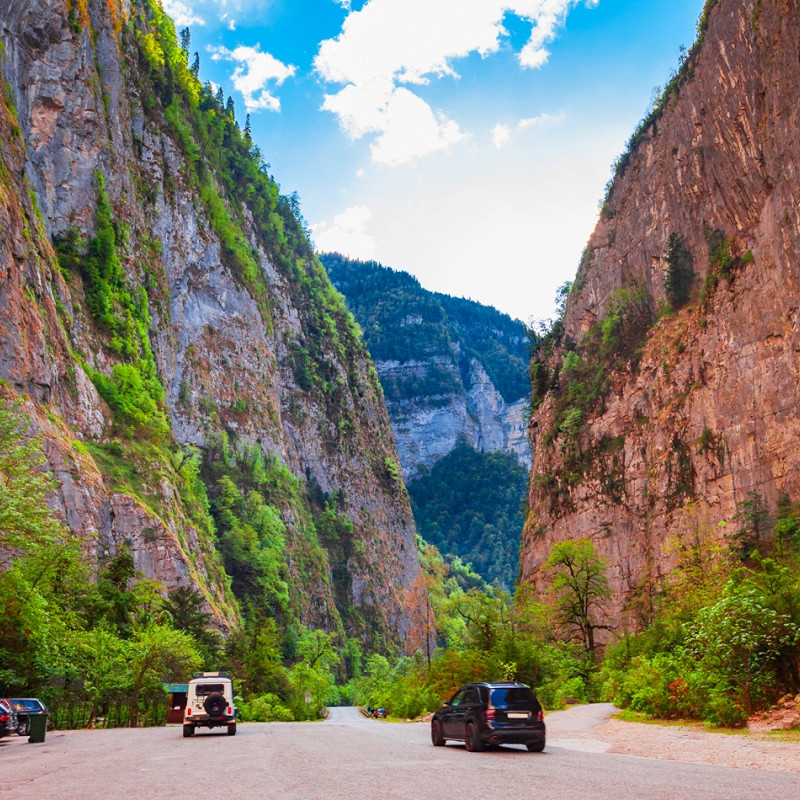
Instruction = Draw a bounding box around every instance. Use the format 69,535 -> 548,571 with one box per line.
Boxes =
27,713 -> 48,744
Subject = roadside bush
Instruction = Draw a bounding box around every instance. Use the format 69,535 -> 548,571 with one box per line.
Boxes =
237,693 -> 294,722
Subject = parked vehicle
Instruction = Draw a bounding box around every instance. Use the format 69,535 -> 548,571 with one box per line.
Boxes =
0,699 -> 18,739
430,681 -> 546,752
183,673 -> 237,737
8,698 -> 48,736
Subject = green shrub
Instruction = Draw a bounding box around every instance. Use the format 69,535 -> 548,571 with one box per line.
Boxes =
237,692 -> 294,722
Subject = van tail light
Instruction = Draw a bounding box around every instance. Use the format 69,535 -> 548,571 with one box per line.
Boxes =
481,709 -> 495,722
537,710 -> 544,723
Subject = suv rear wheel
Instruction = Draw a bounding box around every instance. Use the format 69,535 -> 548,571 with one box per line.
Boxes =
464,722 -> 484,752
227,722 -> 237,736
183,724 -> 194,738
526,741 -> 544,752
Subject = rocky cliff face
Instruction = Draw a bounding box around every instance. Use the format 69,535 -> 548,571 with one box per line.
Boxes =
380,351 -> 531,479
322,253 -> 532,479
522,0 -> 800,627
0,0 -> 428,651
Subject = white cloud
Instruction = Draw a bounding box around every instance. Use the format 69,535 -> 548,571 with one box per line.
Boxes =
162,0 -> 205,27
491,112 -> 560,148
209,45 -> 296,113
518,111 -> 563,130
369,89 -> 465,166
492,123 -> 512,148
315,1 -> 590,164
312,206 -> 378,258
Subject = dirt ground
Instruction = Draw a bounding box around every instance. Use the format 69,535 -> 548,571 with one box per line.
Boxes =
594,714 -> 800,773
420,702 -> 799,772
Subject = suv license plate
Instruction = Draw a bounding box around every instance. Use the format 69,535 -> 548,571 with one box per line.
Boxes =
507,712 -> 529,719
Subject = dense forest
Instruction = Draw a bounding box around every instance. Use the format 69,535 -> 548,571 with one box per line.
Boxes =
321,253 -> 530,405
407,443 -> 528,590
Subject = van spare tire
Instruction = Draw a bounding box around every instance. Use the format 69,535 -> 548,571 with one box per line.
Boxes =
204,693 -> 227,716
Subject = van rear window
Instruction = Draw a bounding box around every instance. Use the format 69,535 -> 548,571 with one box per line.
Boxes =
194,683 -> 225,695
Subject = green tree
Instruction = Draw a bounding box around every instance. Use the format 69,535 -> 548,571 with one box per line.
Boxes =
545,539 -> 612,662
0,396 -> 84,693
163,586 -> 222,662
685,570 -> 799,717
226,615 -> 289,698
288,629 -> 340,719
731,490 -> 771,561
127,625 -> 202,726
0,396 -> 70,554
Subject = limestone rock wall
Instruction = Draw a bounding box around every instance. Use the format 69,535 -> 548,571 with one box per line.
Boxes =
0,0 -> 428,649
383,354 -> 531,479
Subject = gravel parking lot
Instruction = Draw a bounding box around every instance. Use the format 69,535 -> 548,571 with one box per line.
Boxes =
1,704 -> 798,800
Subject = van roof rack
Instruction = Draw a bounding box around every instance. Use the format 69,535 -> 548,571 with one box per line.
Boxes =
191,671 -> 231,679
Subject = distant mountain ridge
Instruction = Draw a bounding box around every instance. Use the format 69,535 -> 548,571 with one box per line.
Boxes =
320,253 -> 532,480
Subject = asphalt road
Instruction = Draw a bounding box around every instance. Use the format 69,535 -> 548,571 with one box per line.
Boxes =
2,705 -> 799,800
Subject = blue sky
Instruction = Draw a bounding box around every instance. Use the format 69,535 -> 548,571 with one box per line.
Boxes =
163,0 -> 703,323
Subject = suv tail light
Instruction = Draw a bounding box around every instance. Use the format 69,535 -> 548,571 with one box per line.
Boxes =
186,708 -> 192,716
537,710 -> 544,723
481,709 -> 495,722
227,707 -> 232,715
0,713 -> 8,722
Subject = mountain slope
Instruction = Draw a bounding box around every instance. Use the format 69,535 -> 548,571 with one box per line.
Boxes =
521,0 -> 800,629
321,252 -> 532,479
408,443 -> 528,590
0,0 -> 428,654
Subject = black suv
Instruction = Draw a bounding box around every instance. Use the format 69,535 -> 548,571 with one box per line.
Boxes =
431,681 -> 545,752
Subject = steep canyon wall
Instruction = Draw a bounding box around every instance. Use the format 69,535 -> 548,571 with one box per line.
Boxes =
522,0 -> 800,626
0,0 -> 428,651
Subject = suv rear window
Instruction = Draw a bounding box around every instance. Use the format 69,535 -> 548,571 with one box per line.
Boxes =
490,687 -> 536,707
194,683 -> 225,695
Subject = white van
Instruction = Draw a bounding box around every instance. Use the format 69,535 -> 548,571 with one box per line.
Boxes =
183,672 -> 237,737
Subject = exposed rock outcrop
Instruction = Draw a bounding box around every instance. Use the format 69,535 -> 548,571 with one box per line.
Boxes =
522,0 -> 800,627
385,353 -> 531,479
